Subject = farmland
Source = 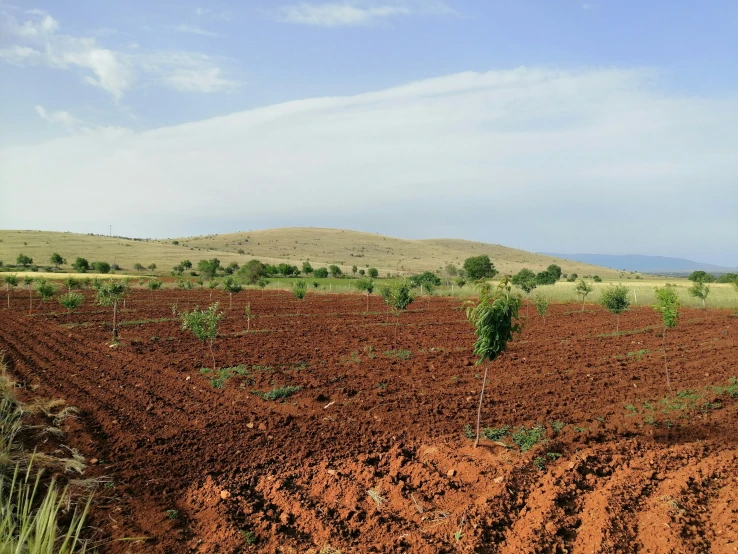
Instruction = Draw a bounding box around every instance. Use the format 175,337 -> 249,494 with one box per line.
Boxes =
1,286 -> 736,553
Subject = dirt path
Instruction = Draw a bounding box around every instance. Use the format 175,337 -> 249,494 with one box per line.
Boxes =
1,290 -> 736,552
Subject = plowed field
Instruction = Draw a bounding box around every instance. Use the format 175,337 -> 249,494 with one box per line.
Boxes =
1,289 -> 737,553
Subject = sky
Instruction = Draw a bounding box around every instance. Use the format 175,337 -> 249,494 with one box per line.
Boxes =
0,1 -> 736,266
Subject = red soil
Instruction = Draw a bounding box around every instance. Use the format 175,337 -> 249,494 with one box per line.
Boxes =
1,289 -> 737,553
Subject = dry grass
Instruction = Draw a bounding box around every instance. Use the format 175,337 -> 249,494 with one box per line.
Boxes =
1,228 -> 625,278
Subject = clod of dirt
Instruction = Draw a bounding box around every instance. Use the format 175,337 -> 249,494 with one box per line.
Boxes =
447,468 -> 456,477
220,490 -> 231,500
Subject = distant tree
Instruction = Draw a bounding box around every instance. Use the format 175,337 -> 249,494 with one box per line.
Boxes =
329,265 -> 342,278
96,280 -> 127,343
535,269 -> 558,285
593,275 -> 602,283
198,258 -> 220,279
93,261 -> 111,274
379,280 -> 414,348
147,263 -> 157,271
50,253 -> 65,269
181,303 -> 222,372
237,248 -> 245,255
368,267 -> 379,279
455,277 -> 467,289
352,265 -> 358,275
358,269 -> 365,276
4,274 -> 19,309
600,285 -> 630,332
181,260 -> 193,270
302,261 -> 314,275
133,263 -> 145,271
208,279 -> 219,301
314,267 -> 328,278
409,272 -> 442,290
240,259 -> 266,284
512,269 -> 537,312
654,287 -> 679,392
463,255 -> 497,281
574,280 -> 594,311
688,281 -> 710,308
356,277 -> 374,311
16,254 -> 33,267
688,270 -> 715,283
58,291 -> 84,322
223,276 -> 243,309
445,264 -> 458,277
716,273 -> 737,284
546,264 -> 563,281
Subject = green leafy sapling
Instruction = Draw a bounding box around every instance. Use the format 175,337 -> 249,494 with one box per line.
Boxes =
293,280 -> 307,300
208,279 -> 219,301
223,277 -> 243,309
574,279 -> 594,312
465,277 -> 522,448
4,274 -> 18,309
58,291 -> 84,322
356,277 -> 375,311
36,279 -> 56,302
181,303 -> 223,373
380,281 -> 414,348
687,280 -> 710,309
654,287 -> 679,392
96,280 -> 127,343
533,292 -> 551,321
600,285 -> 630,332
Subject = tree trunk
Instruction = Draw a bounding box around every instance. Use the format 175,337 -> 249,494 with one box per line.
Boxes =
229,292 -> 233,310
581,297 -> 585,312
112,301 -> 118,342
702,298 -> 706,309
663,327 -> 672,393
474,362 -> 489,448
208,339 -> 216,373
366,292 -> 370,312
616,313 -> 619,333
29,288 -> 32,314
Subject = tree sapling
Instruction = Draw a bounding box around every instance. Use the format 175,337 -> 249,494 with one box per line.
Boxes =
600,285 -> 630,332
574,280 -> 594,311
96,280 -> 127,343
654,287 -> 679,392
181,303 -> 223,373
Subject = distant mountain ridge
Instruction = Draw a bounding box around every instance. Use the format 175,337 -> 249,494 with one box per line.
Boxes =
541,253 -> 737,273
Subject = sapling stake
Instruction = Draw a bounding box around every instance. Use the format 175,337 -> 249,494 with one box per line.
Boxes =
465,277 -> 522,448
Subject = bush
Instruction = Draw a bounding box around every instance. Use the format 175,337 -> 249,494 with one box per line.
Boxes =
147,263 -> 157,271
600,285 -> 630,332
463,255 -> 497,280
93,261 -> 111,274
35,279 -> 56,301
329,265 -> 342,278
239,259 -> 266,284
198,259 -> 220,278
409,272 -> 441,289
293,281 -> 307,300
302,261 -> 313,274
16,254 -> 33,267
368,267 -> 379,279
380,281 -> 413,311
593,275 -> 602,282
314,267 -> 329,278
58,291 -> 84,319
133,263 -> 145,271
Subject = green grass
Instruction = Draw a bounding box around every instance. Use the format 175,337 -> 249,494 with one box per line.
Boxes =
203,365 -> 251,389
511,424 -> 546,452
383,349 -> 412,360
252,385 -> 302,401
482,426 -> 510,441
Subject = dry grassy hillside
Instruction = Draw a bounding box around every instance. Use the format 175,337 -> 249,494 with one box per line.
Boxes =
0,228 -> 625,278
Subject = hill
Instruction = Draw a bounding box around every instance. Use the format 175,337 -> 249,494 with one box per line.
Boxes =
0,228 -> 625,278
543,253 -> 737,274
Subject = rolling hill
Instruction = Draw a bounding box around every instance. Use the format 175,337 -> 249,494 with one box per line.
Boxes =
0,228 -> 627,278
543,253 -> 737,274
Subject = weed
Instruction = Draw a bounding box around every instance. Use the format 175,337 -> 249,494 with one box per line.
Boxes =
253,385 -> 302,401
364,345 -> 376,359
625,404 -> 638,414
511,424 -> 546,451
713,377 -> 738,398
367,488 -> 386,508
453,530 -> 464,542
383,349 -> 412,360
166,509 -> 180,520
627,349 -> 650,361
482,426 -> 510,441
241,529 -> 257,545
463,424 -> 475,439
533,456 -> 547,471
551,421 -> 567,433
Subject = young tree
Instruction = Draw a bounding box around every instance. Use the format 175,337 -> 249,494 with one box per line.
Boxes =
512,269 -> 537,314
71,257 -> 89,273
240,260 -> 266,284
23,276 -> 34,313
600,285 -> 630,332
96,280 -> 127,343
208,279 -> 219,301
654,287 -> 679,392
574,279 -> 594,311
244,303 -> 254,331
181,303 -> 223,372
533,292 -> 551,321
198,258 -> 221,279
445,264 -> 458,277
63,276 -> 80,293
368,267 -> 379,279
147,263 -> 157,271
463,255 -> 497,281
379,280 -> 414,348
16,254 -> 33,267
352,265 -> 358,275
293,280 -> 308,300
257,278 -> 269,296
180,260 -> 193,270
50,253 -> 65,269
465,278 -> 522,447
133,263 -> 145,271
147,279 -> 163,297
36,279 -> 56,302
4,274 -> 19,309
58,291 -> 84,322
358,269 -> 365,276
302,261 -> 314,275
223,276 -> 243,309
356,277 -> 374,311
688,281 -> 710,308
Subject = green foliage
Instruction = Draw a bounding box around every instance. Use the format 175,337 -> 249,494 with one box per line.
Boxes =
301,261 -> 313,274
314,267 -> 329,278
465,278 -> 522,364
181,304 -> 222,372
35,279 -> 56,301
654,287 -> 679,329
22,276 -> 34,286
409,272 -> 441,289
223,276 -> 243,295
328,265 -> 342,277
180,260 -> 192,270
383,349 -> 412,360
600,285 -> 630,315
198,258 -> 221,278
688,281 -> 710,307
574,279 -> 594,307
533,293 -> 550,317
16,254 -> 33,267
546,264 -> 562,280
356,277 -> 374,294
208,280 -> 219,291
50,253 -> 65,268
133,263 -> 145,271
688,270 -> 715,283
463,255 -> 498,281
95,281 -> 126,307
593,275 -> 602,282
368,267 -> 379,279
445,264 -> 458,277
147,279 -> 163,290
257,278 -> 269,289
58,292 -> 84,314
4,274 -> 19,288
455,277 -> 466,288
380,281 -> 414,311
512,268 -> 537,295
253,385 -> 302,401
511,424 -> 546,451
482,426 -> 510,441
92,261 -> 111,274
535,270 -> 557,285
293,280 -> 307,299
147,263 -> 157,271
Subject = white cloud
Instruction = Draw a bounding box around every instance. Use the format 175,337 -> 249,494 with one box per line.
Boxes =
1,68 -> 736,262
276,1 -> 454,27
171,24 -> 222,38
34,105 -> 80,126
0,9 -> 237,99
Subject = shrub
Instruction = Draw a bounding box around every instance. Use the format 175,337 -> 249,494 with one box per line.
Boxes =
198,259 -> 220,279
688,270 -> 715,283
302,261 -> 313,274
293,281 -> 307,300
314,268 -> 329,278
147,279 -> 163,291
463,255 -> 497,280
58,291 -> 84,321
147,263 -> 157,271
329,265 -> 342,278
50,253 -> 65,268
465,278 -> 522,447
181,303 -> 222,372
593,275 -> 602,282
240,260 -> 266,284
409,272 -> 441,289
35,279 -> 56,302
93,261 -> 111,274
600,285 -> 630,332
368,267 -> 379,278
533,293 -> 550,319
133,263 -> 145,271
688,281 -> 710,308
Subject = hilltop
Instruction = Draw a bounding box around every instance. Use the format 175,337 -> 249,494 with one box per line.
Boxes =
0,228 -> 626,278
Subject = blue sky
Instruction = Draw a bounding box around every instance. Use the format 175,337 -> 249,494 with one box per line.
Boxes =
1,1 -> 737,265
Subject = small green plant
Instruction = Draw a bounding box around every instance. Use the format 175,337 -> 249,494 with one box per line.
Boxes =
96,280 -> 127,342
463,424 -> 475,439
253,385 -> 302,401
533,456 -> 547,471
35,279 -> 56,302
58,292 -> 84,322
453,530 -> 464,542
533,293 -> 551,320
465,278 -> 522,447
165,509 -> 180,520
482,426 -> 510,441
244,304 -> 254,331
688,281 -> 710,308
654,286 -> 679,392
575,280 -> 594,311
356,277 -> 374,310
551,421 -> 566,433
600,285 -> 630,332
293,280 -> 308,300
241,529 -> 257,545
383,349 -> 412,360
147,279 -> 163,291
223,277 -> 243,309
511,424 -> 546,451
181,303 -> 223,373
